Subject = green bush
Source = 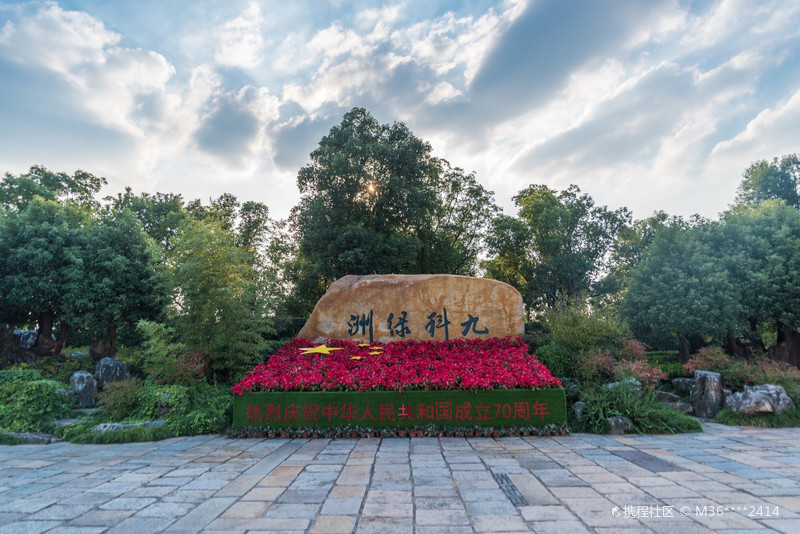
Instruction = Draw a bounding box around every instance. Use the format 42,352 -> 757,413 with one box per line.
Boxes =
0,379 -> 73,433
542,304 -> 629,354
0,368 -> 44,384
136,320 -> 207,385
574,383 -> 702,434
535,343 -> 574,378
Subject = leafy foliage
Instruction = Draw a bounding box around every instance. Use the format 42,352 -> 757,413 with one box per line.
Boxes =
734,154 -> 800,208
0,373 -> 73,433
484,184 -> 629,314
574,383 -> 702,434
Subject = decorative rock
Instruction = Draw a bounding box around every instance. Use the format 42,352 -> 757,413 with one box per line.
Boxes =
672,377 -> 695,393
69,352 -> 90,359
691,370 -> 724,418
297,274 -> 524,343
70,371 -> 97,408
5,432 -> 60,444
94,357 -> 129,389
605,416 -> 634,434
572,401 -> 586,421
656,391 -> 681,403
90,420 -> 167,434
724,384 -> 796,415
603,377 -> 641,390
13,329 -> 37,349
674,402 -> 694,414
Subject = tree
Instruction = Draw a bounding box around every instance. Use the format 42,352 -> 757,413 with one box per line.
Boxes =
287,107 -> 497,313
484,184 -> 629,315
734,154 -> 800,208
105,188 -> 187,251
1,165 -> 106,212
621,220 -> 740,361
416,159 -> 499,275
62,210 -> 160,360
0,198 -> 87,356
168,218 -> 270,382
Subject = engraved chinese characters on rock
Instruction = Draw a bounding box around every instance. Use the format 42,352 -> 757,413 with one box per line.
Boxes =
343,308 -> 489,342
297,274 -> 524,343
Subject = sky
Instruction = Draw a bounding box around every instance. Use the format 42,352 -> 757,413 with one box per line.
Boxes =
1,0 -> 799,221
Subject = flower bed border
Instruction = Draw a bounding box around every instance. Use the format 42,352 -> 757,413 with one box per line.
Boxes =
232,388 -> 566,431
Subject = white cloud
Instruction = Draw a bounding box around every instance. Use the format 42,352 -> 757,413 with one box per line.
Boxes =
214,0 -> 264,70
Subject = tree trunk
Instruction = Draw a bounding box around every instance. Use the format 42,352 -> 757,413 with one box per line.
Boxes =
678,336 -> 691,363
33,310 -> 56,357
1,327 -> 17,352
89,324 -> 117,361
54,322 -> 69,357
725,334 -> 752,360
768,327 -> 800,369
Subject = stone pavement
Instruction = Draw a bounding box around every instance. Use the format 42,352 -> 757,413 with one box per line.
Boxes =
1,423 -> 799,533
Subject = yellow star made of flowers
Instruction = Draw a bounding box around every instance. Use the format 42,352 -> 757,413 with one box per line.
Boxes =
368,351 -> 382,355
358,343 -> 371,347
300,345 -> 343,355
350,356 -> 365,361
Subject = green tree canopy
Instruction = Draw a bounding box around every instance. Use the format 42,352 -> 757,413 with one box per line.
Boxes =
734,154 -> 800,208
286,107 -> 498,313
484,184 -> 630,315
1,165 -> 106,212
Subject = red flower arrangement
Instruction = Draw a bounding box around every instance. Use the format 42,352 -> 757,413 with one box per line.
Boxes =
232,337 -> 561,395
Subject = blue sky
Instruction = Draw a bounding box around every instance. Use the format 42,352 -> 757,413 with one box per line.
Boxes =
1,0 -> 799,220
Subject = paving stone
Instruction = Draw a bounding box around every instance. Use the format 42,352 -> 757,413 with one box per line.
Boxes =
355,516 -> 414,534
320,497 -> 363,515
472,514 -> 529,532
100,497 -> 157,510
67,509 -> 135,526
311,514 -> 357,533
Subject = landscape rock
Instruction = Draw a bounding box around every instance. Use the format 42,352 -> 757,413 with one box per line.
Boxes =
675,402 -> 694,414
94,357 -> 129,389
69,352 -> 90,359
691,370 -> 724,418
13,329 -> 37,349
70,370 -> 97,408
297,274 -> 525,343
656,391 -> 681,403
90,420 -> 167,434
572,401 -> 586,421
724,384 -> 796,415
672,377 -> 695,393
5,432 -> 60,444
603,377 -> 641,390
605,416 -> 634,434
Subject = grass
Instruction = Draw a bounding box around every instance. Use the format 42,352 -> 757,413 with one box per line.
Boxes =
714,408 -> 800,428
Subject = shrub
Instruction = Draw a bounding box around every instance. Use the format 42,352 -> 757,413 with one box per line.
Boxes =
715,407 -> 800,428
98,378 -> 144,421
542,305 -> 629,354
575,383 -> 702,434
682,347 -> 733,375
616,359 -> 667,389
576,351 -> 616,383
137,320 -> 207,385
535,343 -> 574,378
0,379 -> 73,433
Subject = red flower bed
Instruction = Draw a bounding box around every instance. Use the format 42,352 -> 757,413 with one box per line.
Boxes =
232,337 -> 561,395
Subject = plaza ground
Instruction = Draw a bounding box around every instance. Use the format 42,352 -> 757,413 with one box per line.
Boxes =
1,422 -> 799,533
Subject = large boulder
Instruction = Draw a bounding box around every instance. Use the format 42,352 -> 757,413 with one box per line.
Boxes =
671,377 -> 695,393
70,371 -> 97,408
94,357 -> 129,389
605,416 -> 634,434
297,274 -> 525,343
13,329 -> 38,349
724,384 -> 796,415
691,370 -> 724,418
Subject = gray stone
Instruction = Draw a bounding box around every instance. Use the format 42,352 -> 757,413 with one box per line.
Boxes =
671,377 -> 695,392
724,384 -> 796,415
5,432 -> 60,444
674,402 -> 694,414
603,377 -> 641,390
656,390 -> 681,403
690,370 -> 724,418
69,352 -> 90,359
572,401 -> 586,421
605,416 -> 634,434
70,371 -> 97,408
13,329 -> 38,349
94,357 -> 129,389
90,420 -> 166,434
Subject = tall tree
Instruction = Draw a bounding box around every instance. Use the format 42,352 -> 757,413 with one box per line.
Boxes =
484,184 -> 629,315
734,154 -> 800,208
106,188 -> 187,251
0,198 -> 87,356
287,107 -> 497,313
1,165 -> 106,212
168,218 -> 269,382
